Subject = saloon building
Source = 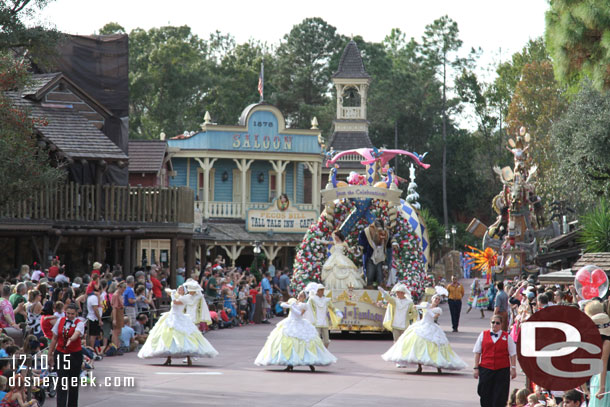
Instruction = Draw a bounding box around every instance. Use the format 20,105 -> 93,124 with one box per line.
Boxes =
168,104 -> 324,269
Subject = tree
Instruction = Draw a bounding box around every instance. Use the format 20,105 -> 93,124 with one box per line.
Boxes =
550,81 -> 610,211
0,54 -> 65,207
422,16 -> 467,232
579,199 -> 610,253
546,1 -> 610,90
128,26 -> 213,139
0,0 -> 62,66
271,18 -> 345,130
506,60 -> 567,202
98,22 -> 125,35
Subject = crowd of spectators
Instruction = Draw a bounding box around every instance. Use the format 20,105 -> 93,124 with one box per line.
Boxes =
473,274 -> 604,407
0,255 -> 293,405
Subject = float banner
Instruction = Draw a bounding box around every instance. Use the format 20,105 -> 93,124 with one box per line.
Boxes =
321,186 -> 402,204
246,206 -> 317,233
328,289 -> 386,330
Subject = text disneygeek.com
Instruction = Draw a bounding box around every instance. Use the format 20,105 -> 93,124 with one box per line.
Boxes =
10,372 -> 135,390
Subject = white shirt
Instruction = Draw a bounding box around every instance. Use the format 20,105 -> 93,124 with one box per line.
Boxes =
51,317 -> 85,337
86,295 -> 100,321
473,330 -> 517,356
308,296 -> 331,327
55,274 -> 69,283
54,312 -> 65,319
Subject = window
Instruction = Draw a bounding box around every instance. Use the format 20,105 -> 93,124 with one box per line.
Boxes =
197,168 -> 215,201
269,172 -> 285,201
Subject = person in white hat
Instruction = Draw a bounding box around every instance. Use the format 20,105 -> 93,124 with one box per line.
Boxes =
182,279 -> 212,327
307,284 -> 341,348
138,285 -> 218,366
255,291 -> 337,372
585,301 -> 610,404
379,283 -> 418,342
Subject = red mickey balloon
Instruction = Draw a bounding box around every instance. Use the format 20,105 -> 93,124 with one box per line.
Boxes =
575,265 -> 609,300
592,268 -> 607,286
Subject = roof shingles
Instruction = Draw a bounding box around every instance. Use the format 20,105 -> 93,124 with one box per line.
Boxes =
5,92 -> 126,161
128,140 -> 167,173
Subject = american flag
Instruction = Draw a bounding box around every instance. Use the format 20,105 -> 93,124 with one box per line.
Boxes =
258,62 -> 264,100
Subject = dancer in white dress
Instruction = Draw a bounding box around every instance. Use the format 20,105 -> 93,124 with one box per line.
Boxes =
381,294 -> 467,373
318,231 -> 365,290
255,291 -> 337,372
138,286 -> 218,366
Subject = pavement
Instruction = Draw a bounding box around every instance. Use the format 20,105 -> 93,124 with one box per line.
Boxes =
46,278 -> 525,406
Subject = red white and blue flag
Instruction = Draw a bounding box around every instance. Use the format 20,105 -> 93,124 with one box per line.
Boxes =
258,62 -> 264,101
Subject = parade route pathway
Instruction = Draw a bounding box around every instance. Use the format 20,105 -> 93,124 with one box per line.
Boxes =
50,279 -> 525,406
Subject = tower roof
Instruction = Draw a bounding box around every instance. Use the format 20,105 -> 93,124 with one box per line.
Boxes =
333,40 -> 370,79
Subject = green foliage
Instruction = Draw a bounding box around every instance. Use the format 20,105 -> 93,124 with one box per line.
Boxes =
98,22 -> 125,35
270,17 -> 345,130
419,207 -> 444,255
550,81 -> 610,211
546,0 -> 610,90
0,0 -> 62,65
0,53 -> 65,207
580,199 -> 610,253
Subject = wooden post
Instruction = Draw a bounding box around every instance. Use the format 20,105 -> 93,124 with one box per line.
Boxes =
170,237 -> 178,288
94,236 -> 104,264
14,237 -> 22,269
185,238 -> 194,276
123,235 -> 131,276
42,235 -> 49,272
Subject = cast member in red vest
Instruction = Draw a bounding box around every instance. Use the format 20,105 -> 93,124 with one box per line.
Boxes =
473,314 -> 517,407
49,303 -> 85,407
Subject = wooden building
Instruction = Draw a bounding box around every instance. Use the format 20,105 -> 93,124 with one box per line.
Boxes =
167,103 -> 323,269
1,73 -> 193,285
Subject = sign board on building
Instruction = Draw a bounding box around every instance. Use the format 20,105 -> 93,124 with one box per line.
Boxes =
246,202 -> 318,233
321,185 -> 403,204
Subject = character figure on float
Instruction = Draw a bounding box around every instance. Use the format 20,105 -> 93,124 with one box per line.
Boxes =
316,230 -> 365,290
358,219 -> 390,288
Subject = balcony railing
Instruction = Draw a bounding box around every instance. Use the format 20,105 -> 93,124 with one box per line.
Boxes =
0,183 -> 194,224
197,201 -> 317,219
341,107 -> 363,119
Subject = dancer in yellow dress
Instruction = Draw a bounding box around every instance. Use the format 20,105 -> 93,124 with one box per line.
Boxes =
381,294 -> 466,373
254,291 -> 337,372
138,286 -> 218,366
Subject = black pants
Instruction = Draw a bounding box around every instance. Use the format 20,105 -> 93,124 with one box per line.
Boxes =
366,258 -> 384,286
56,350 -> 83,407
448,299 -> 462,330
478,366 -> 510,407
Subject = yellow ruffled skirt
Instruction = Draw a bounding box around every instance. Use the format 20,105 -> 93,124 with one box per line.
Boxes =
381,321 -> 466,370
255,320 -> 337,366
138,310 -> 218,359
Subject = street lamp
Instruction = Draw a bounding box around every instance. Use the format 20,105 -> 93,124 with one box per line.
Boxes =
444,230 -> 450,249
451,225 -> 457,251
253,242 -> 261,254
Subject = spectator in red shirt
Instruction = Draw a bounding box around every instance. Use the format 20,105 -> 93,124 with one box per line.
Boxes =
92,262 -> 102,277
149,269 -> 162,299
248,282 -> 258,324
48,258 -> 60,281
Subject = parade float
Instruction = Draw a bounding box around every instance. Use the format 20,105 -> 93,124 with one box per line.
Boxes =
292,147 -> 432,332
467,127 -> 558,279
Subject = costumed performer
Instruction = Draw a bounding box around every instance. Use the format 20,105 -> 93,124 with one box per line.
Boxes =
381,294 -> 467,373
358,219 -> 390,287
182,279 -> 213,363
466,279 -> 489,319
317,231 -> 365,290
379,283 -> 418,342
307,284 -> 342,348
254,291 -> 337,372
138,285 -> 218,366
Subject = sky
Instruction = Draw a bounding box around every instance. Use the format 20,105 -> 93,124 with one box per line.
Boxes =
39,0 -> 549,66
